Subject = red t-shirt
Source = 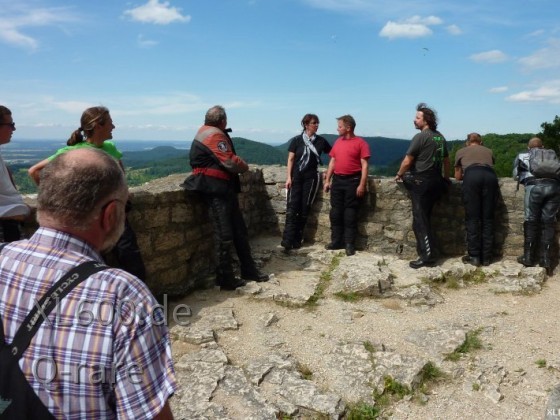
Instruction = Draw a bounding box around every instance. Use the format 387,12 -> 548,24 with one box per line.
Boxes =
329,136 -> 371,175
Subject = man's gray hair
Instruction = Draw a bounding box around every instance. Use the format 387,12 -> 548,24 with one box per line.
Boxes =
204,105 -> 227,127
37,148 -> 126,229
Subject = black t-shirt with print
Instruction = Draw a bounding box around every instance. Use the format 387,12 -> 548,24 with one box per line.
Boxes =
288,134 -> 331,176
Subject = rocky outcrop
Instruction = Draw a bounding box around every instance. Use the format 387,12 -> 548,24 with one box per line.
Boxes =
167,238 -> 557,419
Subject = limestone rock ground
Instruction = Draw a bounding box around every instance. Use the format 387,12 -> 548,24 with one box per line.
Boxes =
166,236 -> 560,419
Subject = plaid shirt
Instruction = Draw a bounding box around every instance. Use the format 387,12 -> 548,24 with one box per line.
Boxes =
0,228 -> 176,419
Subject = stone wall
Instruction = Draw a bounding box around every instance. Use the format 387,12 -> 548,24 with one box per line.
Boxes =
22,166 -> 529,296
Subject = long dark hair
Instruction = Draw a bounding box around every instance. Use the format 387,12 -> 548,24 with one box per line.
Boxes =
416,103 -> 438,131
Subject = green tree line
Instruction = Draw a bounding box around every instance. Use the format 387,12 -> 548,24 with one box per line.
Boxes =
10,115 -> 560,193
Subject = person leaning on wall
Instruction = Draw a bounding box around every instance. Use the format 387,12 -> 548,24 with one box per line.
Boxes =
513,137 -> 560,274
27,106 -> 147,281
183,105 -> 269,290
395,102 -> 450,269
454,132 -> 499,266
323,115 -> 370,256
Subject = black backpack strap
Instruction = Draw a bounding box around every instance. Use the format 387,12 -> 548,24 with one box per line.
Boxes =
0,243 -> 9,344
9,261 -> 109,359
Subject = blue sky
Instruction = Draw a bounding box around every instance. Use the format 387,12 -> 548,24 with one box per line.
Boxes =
1,0 -> 559,145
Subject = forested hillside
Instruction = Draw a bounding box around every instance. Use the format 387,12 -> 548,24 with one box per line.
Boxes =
449,134 -> 531,177
276,134 -> 410,169
10,125 -> 558,194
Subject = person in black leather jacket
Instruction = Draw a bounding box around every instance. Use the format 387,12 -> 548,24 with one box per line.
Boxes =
185,105 -> 269,290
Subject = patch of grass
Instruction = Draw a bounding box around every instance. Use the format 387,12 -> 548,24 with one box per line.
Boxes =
307,254 -> 341,307
419,362 -> 446,384
373,376 -> 411,408
334,291 -> 360,302
347,402 -> 380,419
463,268 -> 488,284
445,276 -> 461,289
414,362 -> 448,398
472,383 -> 481,391
445,328 -> 484,361
422,269 -> 489,290
363,340 -> 376,353
536,359 -> 547,368
296,362 -> 313,380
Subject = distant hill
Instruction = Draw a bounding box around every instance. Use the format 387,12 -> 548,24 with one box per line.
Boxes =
230,137 -> 286,165
275,134 -> 410,167
8,133 -> 536,193
123,145 -> 188,166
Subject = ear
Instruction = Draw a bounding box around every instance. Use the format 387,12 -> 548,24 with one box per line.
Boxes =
100,201 -> 119,234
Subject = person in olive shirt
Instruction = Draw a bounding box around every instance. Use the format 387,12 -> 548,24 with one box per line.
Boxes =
395,103 -> 450,269
454,133 -> 499,266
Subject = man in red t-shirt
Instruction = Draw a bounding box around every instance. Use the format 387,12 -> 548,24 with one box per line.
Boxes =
323,115 -> 370,255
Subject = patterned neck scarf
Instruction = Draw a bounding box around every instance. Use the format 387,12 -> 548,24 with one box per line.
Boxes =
298,133 -> 321,172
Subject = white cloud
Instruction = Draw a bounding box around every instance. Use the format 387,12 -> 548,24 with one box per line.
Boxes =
518,38 -> 560,71
138,34 -> 158,48
406,15 -> 442,25
507,80 -> 560,104
0,7 -> 78,50
52,100 -> 100,114
446,24 -> 462,35
489,86 -> 508,93
380,16 -> 442,40
469,50 -> 508,63
123,0 -> 191,25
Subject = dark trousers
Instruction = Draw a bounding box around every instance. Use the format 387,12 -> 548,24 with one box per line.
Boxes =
403,171 -> 445,260
525,181 -> 560,224
206,190 -> 258,285
282,171 -> 321,246
462,166 -> 499,261
0,220 -> 22,243
329,174 -> 363,246
108,217 -> 147,281
524,181 -> 560,261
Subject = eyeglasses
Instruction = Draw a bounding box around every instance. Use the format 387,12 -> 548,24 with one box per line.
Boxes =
0,122 -> 15,129
309,122 -> 319,125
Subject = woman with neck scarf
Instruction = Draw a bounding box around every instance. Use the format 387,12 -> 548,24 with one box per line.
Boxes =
281,114 -> 331,251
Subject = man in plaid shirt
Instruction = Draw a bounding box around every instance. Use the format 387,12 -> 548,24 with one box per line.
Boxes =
0,148 -> 176,419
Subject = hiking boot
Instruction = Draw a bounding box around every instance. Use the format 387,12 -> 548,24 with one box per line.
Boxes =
345,244 -> 355,256
218,277 -> 247,291
280,240 -> 293,252
325,242 -> 344,250
462,255 -> 481,267
241,270 -> 269,282
409,258 -> 436,269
